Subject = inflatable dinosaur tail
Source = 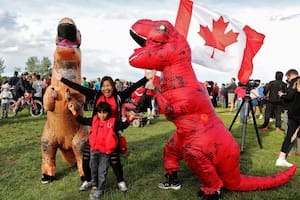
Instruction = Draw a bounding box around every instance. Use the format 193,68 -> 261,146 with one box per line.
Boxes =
229,165 -> 297,191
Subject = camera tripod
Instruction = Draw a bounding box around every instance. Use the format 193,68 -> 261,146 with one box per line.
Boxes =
228,94 -> 263,152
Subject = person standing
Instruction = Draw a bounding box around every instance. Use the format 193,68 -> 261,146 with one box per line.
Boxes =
94,77 -> 101,91
8,71 -> 20,99
227,77 -> 237,112
275,69 -> 300,167
234,85 -> 246,123
0,83 -> 13,118
259,71 -> 287,132
81,77 -> 90,111
68,101 -> 134,200
13,72 -> 32,113
56,70 -> 155,192
115,78 -> 123,92
32,74 -> 45,103
219,83 -> 226,108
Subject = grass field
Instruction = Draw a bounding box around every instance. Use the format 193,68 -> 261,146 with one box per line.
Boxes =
0,107 -> 300,200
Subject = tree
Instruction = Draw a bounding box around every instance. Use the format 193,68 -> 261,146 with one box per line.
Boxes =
40,57 -> 52,75
25,56 -> 52,75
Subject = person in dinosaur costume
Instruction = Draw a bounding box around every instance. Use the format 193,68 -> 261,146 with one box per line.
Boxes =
41,17 -> 88,183
128,19 -> 297,199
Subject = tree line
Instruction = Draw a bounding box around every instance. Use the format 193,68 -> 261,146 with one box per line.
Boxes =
0,56 -> 52,83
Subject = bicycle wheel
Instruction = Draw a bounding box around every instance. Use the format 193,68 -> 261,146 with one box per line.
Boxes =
7,100 -> 17,117
30,100 -> 44,117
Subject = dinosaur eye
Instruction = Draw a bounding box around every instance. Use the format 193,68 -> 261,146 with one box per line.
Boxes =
158,24 -> 167,32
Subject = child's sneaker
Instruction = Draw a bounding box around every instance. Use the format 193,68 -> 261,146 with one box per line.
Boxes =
158,180 -> 182,190
89,187 -> 102,200
79,180 -> 92,191
117,181 -> 128,192
275,158 -> 293,167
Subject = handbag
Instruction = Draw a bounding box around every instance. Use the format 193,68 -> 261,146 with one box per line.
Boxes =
119,135 -> 128,154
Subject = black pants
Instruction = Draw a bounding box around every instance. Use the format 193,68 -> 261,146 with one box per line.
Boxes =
81,141 -> 124,183
261,102 -> 283,128
281,118 -> 300,154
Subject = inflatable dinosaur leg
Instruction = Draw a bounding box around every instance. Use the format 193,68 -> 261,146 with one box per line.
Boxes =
183,148 -> 224,194
71,127 -> 88,177
41,122 -> 58,177
163,134 -> 183,174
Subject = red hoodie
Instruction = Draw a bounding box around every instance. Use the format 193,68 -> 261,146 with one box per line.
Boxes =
89,117 -> 118,154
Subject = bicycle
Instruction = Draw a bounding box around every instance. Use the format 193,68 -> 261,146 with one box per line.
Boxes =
8,93 -> 44,117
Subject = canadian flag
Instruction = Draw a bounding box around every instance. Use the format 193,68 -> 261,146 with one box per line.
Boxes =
175,0 -> 265,84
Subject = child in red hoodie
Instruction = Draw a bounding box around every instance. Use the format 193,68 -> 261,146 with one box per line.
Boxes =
69,101 -> 133,200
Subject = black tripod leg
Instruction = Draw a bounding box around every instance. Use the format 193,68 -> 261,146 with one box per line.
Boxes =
228,100 -> 245,131
240,101 -> 249,152
249,101 -> 263,149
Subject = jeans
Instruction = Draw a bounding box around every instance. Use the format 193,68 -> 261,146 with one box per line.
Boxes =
1,102 -> 9,117
237,99 -> 247,123
90,151 -> 110,191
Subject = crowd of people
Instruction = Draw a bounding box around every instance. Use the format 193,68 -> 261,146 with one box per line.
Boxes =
0,71 -> 50,117
0,71 -> 154,118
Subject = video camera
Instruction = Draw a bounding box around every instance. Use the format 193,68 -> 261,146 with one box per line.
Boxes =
238,79 -> 260,91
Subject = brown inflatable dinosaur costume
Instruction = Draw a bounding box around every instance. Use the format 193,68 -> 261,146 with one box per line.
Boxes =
41,17 -> 88,183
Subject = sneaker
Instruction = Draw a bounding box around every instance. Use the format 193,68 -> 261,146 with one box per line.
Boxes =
262,127 -> 269,131
79,180 -> 92,191
158,180 -> 182,190
275,158 -> 293,167
117,181 -> 128,192
89,187 -> 102,200
198,189 -> 222,200
41,174 -> 55,184
276,128 -> 283,133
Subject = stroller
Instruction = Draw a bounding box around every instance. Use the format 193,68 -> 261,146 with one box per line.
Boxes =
122,88 -> 157,127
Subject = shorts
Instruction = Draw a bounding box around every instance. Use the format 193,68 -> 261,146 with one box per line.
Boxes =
228,93 -> 235,105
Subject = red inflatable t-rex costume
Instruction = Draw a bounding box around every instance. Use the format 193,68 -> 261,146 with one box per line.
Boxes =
128,19 -> 297,197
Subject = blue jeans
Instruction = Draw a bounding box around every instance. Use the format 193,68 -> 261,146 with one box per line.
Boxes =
90,151 -> 110,191
237,98 -> 247,123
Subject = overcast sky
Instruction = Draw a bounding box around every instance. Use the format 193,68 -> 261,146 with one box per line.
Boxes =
1,0 -> 300,84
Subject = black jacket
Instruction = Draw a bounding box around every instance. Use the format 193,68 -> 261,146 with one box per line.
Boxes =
281,76 -> 300,122
263,72 -> 287,103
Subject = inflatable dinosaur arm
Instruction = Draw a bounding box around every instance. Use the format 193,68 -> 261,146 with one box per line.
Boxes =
43,87 -> 57,112
154,92 -> 189,117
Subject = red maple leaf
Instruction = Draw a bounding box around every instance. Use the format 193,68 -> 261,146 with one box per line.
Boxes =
198,16 -> 239,58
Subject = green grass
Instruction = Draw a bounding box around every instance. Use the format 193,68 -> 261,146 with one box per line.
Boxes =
0,107 -> 300,200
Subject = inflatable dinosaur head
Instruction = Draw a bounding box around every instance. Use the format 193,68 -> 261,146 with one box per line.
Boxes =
53,17 -> 82,83
56,17 -> 81,47
129,19 -> 191,71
